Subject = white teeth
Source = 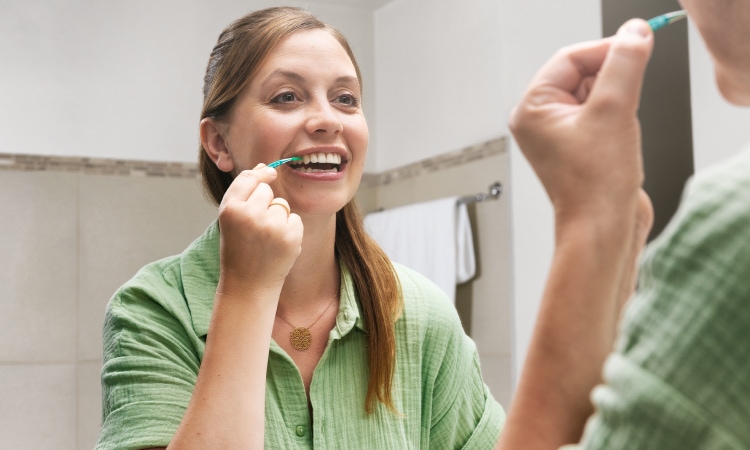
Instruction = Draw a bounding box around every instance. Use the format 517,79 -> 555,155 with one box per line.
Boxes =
295,152 -> 341,166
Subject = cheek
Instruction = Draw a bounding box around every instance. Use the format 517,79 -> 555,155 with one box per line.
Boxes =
346,116 -> 369,153
242,116 -> 296,163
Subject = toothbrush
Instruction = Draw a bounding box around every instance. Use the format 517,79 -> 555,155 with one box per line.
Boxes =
267,156 -> 303,169
648,10 -> 687,32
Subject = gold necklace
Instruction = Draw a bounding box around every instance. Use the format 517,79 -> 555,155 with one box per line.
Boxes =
276,296 -> 337,351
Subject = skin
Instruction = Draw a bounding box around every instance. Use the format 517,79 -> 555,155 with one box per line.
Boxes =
145,29 -> 369,450
496,1 -> 750,448
680,0 -> 750,105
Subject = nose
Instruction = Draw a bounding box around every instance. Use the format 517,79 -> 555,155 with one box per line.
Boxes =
305,98 -> 343,136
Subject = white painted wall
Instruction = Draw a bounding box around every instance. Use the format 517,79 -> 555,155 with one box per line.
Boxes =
0,0 -> 376,169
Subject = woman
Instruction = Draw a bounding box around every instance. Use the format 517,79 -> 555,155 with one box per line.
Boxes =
95,6 -> 503,450
499,0 -> 750,448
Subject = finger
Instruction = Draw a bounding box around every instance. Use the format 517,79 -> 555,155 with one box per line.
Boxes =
531,38 -> 611,100
509,39 -> 613,138
587,19 -> 654,117
222,166 -> 277,203
267,197 -> 291,218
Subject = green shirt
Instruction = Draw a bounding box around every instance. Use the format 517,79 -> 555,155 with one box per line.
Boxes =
96,221 -> 504,449
568,145 -> 750,449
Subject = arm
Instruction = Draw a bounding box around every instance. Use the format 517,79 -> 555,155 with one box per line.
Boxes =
168,166 -> 303,449
496,19 -> 654,449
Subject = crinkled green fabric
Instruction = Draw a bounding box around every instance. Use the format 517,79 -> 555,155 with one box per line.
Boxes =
95,220 -> 504,449
570,145 -> 750,450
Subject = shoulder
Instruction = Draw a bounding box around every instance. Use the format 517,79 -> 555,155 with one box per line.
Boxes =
107,221 -> 218,325
104,254 -> 193,347
109,254 -> 185,312
391,262 -> 461,328
629,147 -> 750,336
391,262 -> 470,358
659,146 -> 750,246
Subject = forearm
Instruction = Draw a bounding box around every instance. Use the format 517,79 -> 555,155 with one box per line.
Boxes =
498,211 -> 637,449
168,287 -> 279,449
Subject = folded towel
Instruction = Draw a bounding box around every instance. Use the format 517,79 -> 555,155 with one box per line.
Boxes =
364,196 -> 476,303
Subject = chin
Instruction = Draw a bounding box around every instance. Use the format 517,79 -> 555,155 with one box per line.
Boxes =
715,67 -> 750,107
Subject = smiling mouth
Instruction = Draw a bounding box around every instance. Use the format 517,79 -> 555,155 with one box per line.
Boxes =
289,152 -> 342,173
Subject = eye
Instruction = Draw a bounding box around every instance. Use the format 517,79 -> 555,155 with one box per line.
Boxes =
334,93 -> 359,107
271,91 -> 298,104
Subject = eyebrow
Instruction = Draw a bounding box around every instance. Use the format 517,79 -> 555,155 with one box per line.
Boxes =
260,70 -> 360,89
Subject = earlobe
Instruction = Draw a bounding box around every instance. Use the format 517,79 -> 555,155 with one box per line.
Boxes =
200,118 -> 235,173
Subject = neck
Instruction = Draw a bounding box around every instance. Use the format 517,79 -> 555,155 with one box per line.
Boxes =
277,213 -> 340,315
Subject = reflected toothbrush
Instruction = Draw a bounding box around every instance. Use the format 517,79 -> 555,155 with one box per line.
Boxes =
648,10 -> 687,32
267,156 -> 303,168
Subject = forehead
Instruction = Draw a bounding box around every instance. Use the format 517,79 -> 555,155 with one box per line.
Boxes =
258,29 -> 356,76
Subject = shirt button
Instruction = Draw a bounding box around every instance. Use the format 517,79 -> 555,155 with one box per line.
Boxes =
295,425 -> 306,437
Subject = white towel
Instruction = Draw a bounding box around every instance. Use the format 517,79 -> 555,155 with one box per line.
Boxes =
363,196 -> 476,303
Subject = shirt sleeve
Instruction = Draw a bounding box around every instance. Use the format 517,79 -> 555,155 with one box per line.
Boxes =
416,273 -> 505,450
569,153 -> 750,449
96,265 -> 201,450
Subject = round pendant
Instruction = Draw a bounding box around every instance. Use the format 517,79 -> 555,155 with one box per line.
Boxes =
290,327 -> 312,351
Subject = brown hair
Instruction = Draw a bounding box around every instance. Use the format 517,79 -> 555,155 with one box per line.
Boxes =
199,6 -> 401,414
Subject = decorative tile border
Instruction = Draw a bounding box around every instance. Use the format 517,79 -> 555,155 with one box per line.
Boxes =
0,135 -> 507,186
360,136 -> 507,188
0,153 -> 200,178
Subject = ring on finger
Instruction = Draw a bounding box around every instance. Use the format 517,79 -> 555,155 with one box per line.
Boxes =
268,198 -> 291,216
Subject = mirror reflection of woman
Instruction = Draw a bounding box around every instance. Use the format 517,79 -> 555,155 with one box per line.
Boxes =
500,0 -> 750,448
95,7 -> 503,450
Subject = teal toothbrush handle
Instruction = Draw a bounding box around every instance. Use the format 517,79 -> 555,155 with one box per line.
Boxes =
267,156 -> 302,168
648,10 -> 687,31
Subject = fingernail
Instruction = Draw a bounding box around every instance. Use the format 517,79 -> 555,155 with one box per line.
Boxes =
265,167 -> 276,175
621,19 -> 650,38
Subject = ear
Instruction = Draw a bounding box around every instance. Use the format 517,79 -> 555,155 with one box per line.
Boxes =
200,118 -> 235,173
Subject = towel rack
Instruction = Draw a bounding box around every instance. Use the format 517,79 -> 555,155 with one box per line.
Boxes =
457,182 -> 503,205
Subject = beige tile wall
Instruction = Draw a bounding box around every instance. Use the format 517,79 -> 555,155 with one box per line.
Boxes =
0,169 -> 217,449
0,137 -> 512,447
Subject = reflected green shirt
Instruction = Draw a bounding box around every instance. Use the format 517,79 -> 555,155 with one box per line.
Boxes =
566,145 -> 750,449
96,221 -> 504,449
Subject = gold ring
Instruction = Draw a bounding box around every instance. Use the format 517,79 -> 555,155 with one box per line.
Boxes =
268,199 -> 291,216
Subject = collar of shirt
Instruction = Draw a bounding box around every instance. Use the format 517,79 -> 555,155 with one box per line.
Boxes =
178,220 -> 366,340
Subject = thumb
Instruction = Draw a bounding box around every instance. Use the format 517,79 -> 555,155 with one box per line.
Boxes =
587,19 -> 654,117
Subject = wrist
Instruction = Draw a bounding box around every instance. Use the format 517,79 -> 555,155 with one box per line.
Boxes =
553,198 -> 639,252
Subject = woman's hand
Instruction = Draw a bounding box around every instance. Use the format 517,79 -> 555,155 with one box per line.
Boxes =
170,164 -> 304,450
509,19 -> 654,224
217,164 -> 304,296
497,20 -> 657,450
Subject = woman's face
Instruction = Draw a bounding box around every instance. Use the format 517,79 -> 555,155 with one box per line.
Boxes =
679,0 -> 750,105
220,29 -> 368,216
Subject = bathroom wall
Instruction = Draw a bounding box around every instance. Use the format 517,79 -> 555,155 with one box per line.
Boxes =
0,0 -> 379,170
0,160 -> 216,449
